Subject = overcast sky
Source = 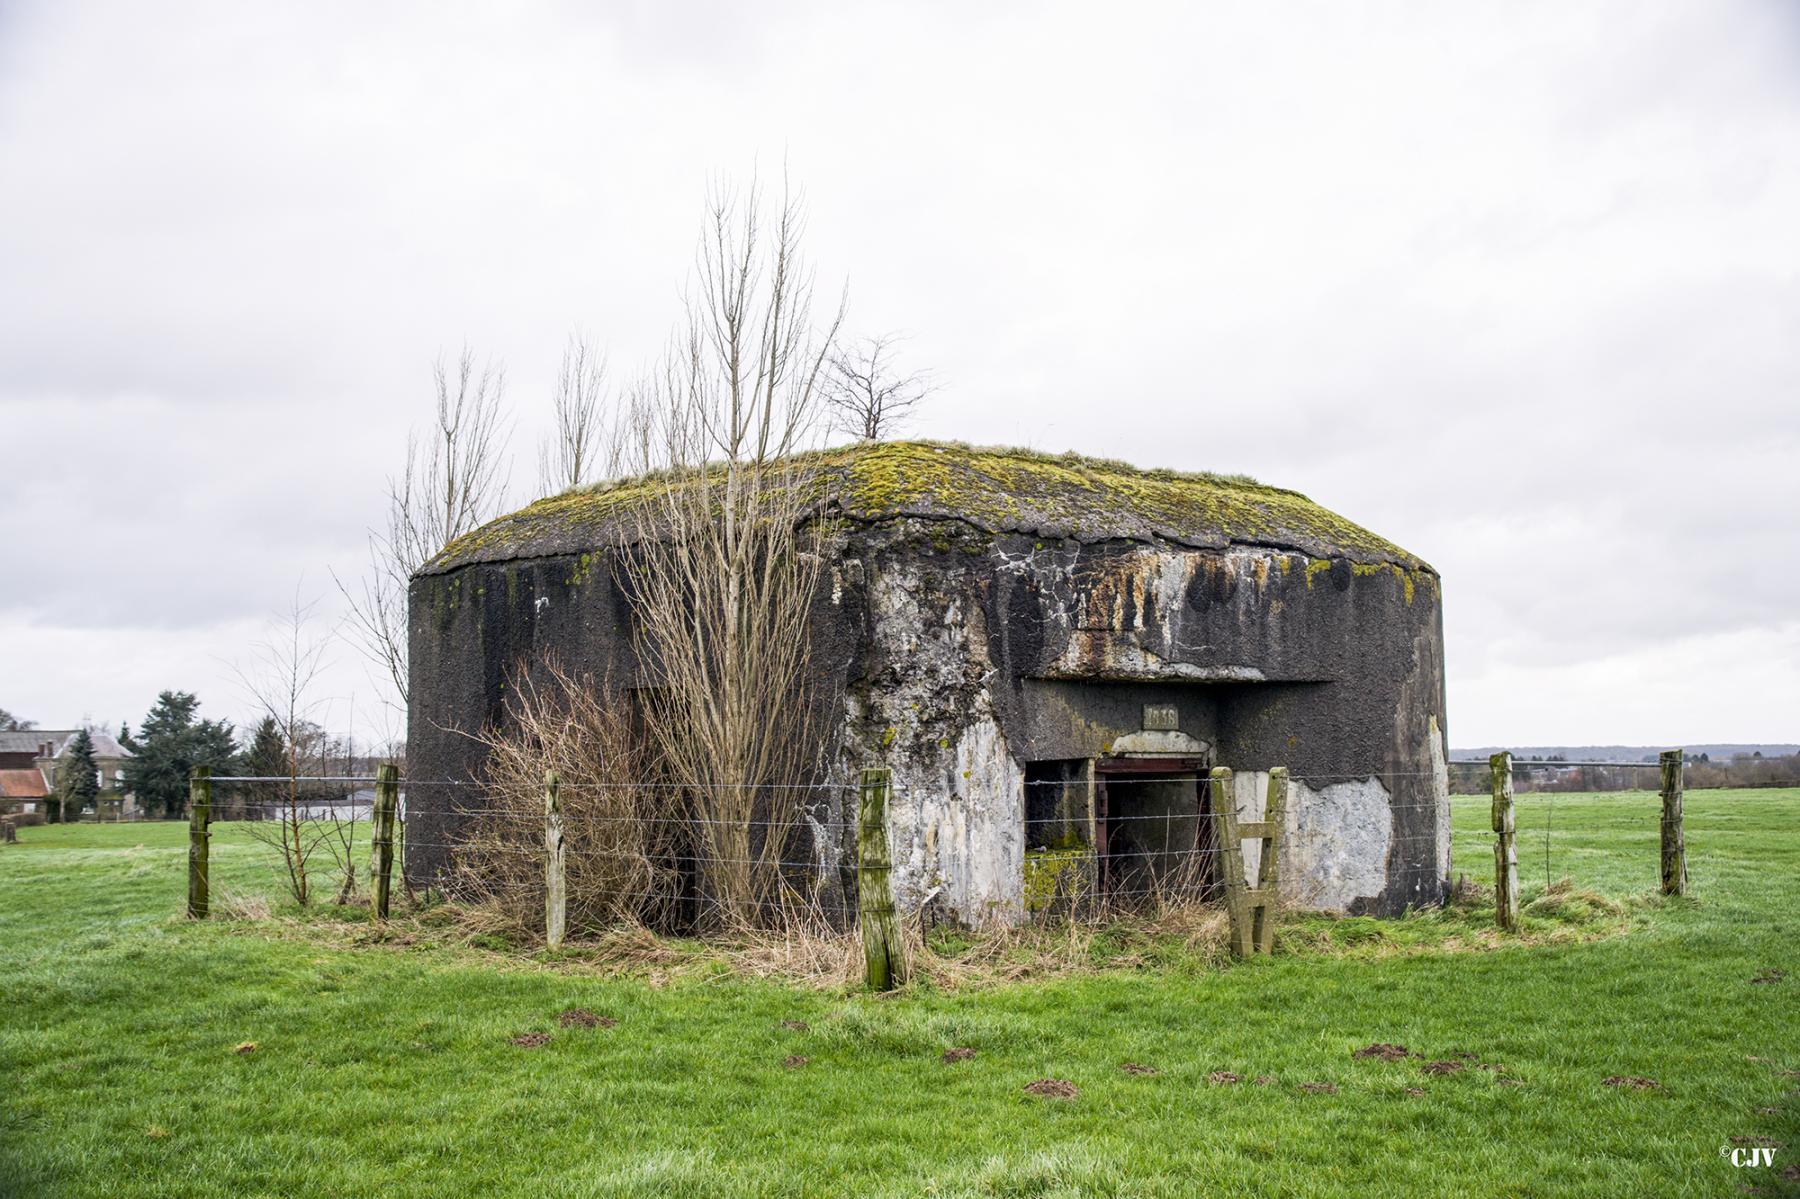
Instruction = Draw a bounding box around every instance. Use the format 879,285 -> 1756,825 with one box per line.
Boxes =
2,1 -> 1796,749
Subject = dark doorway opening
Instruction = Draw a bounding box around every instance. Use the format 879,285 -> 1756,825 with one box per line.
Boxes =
1095,757 -> 1218,902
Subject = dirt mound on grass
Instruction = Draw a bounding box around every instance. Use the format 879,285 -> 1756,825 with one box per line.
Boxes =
558,1008 -> 615,1028
942,1047 -> 977,1064
1421,1060 -> 1464,1076
1602,1075 -> 1659,1090
1353,1043 -> 1412,1061
1024,1079 -> 1078,1099
510,1032 -> 551,1048
1119,1063 -> 1157,1075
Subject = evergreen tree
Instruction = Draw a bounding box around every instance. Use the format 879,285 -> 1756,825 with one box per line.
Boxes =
241,716 -> 287,821
57,728 -> 100,823
123,692 -> 238,819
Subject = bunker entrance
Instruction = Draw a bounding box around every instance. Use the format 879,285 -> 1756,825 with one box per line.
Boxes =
1096,757 -> 1217,901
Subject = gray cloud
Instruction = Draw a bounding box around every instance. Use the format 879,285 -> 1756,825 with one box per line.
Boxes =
2,0 -> 1796,743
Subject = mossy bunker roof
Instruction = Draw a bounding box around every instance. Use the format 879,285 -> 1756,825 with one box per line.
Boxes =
421,441 -> 1428,576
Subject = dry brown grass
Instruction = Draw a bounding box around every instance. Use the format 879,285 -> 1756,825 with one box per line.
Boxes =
213,892 -> 273,921
452,657 -> 681,938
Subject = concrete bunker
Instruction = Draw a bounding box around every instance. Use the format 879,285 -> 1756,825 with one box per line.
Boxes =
407,441 -> 1452,922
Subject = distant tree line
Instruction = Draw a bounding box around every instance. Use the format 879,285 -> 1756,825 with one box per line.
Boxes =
6,693 -> 396,822
1449,753 -> 1800,794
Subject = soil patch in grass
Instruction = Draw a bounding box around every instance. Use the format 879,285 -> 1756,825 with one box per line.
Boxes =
1023,1079 -> 1077,1099
558,1008 -> 615,1028
1354,1043 -> 1413,1061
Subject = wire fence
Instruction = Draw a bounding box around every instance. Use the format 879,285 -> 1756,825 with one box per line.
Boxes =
176,755 -> 1697,940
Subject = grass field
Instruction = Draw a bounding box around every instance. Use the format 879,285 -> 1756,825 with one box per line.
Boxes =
2,790 -> 1797,1197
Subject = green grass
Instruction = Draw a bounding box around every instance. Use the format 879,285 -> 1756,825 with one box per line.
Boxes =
2,790 -> 1797,1197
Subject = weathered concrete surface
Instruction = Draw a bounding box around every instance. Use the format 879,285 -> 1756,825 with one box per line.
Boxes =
407,442 -> 1449,919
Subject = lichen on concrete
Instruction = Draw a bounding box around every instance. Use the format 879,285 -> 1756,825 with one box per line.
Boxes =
422,440 -> 1435,577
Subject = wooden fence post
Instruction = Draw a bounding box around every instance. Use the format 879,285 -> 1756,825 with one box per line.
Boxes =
2,815 -> 16,844
1209,767 -> 1251,957
858,767 -> 904,990
1210,766 -> 1285,958
187,765 -> 211,919
1490,752 -> 1518,931
371,762 -> 398,921
544,771 -> 566,949
1659,749 -> 1687,896
1252,768 -> 1288,954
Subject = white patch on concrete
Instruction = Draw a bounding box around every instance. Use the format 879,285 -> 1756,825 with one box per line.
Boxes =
1230,770 -> 1273,884
1108,729 -> 1211,756
1428,715 -> 1451,883
1210,770 -> 1392,911
1281,776 -> 1394,911
844,554 -> 1024,925
1045,632 -> 1268,681
885,713 -> 1024,925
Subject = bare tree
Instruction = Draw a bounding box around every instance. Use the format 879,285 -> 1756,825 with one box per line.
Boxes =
337,346 -> 510,709
236,590 -> 359,907
619,178 -> 844,930
821,332 -> 935,441
537,333 -> 614,496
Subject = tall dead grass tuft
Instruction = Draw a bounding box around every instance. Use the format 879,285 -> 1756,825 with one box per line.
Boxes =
452,657 -> 681,938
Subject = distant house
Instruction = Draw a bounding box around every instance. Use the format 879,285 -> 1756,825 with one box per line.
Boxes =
0,729 -> 136,817
0,766 -> 51,815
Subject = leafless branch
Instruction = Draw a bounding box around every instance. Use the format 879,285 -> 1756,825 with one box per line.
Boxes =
537,333 -> 612,496
336,345 -> 511,709
821,332 -> 936,441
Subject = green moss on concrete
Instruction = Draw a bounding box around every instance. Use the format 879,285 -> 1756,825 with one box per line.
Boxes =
1023,847 -> 1090,913
423,441 -> 1432,576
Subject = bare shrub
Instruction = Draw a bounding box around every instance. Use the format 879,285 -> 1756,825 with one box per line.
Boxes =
236,590 -> 360,907
451,657 -> 679,938
616,178 -> 843,930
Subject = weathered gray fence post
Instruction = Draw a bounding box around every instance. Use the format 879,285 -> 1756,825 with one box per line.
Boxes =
1659,749 -> 1687,896
1490,752 -> 1518,931
187,765 -> 211,919
857,767 -> 904,990
2,815 -> 16,843
371,762 -> 398,921
544,770 -> 566,949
